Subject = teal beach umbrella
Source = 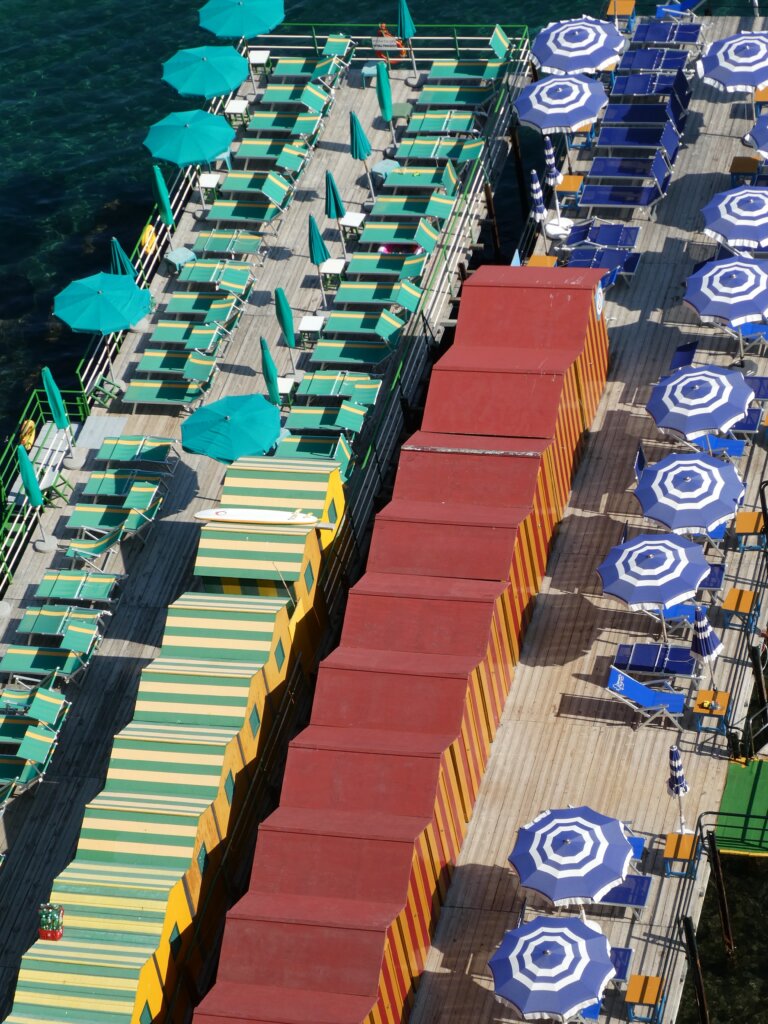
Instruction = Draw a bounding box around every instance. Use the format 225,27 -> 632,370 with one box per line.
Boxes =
144,110 -> 235,167
398,0 -> 419,79
309,214 -> 331,305
17,445 -> 56,551
181,393 -> 280,462
376,62 -> 396,146
110,237 -> 136,278
151,165 -> 175,228
275,287 -> 296,370
325,170 -> 348,256
54,272 -> 152,335
42,367 -> 69,432
162,45 -> 248,99
349,112 -> 375,200
199,0 -> 284,39
260,337 -> 281,406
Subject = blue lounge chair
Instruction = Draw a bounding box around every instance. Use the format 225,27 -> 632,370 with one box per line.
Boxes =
579,175 -> 671,218
588,154 -> 665,181
594,122 -> 680,164
602,101 -> 686,134
699,561 -> 725,596
613,642 -> 696,678
561,219 -> 640,250
632,21 -> 701,46
668,339 -> 698,372
610,69 -> 691,108
606,666 -> 686,727
730,407 -> 762,438
565,248 -> 641,283
610,946 -> 635,984
656,601 -> 698,636
691,434 -> 746,461
655,0 -> 704,19
617,48 -> 689,74
596,874 -> 653,919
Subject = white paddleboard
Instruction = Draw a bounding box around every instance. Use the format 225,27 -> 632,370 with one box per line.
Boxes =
194,507 -> 333,529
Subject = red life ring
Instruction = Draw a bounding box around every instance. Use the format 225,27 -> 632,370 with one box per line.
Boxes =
375,22 -> 407,64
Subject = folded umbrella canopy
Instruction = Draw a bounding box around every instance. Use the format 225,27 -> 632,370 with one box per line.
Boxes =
397,0 -> 419,80
151,164 -> 175,228
17,446 -> 56,552
514,75 -> 608,135
109,237 -> 136,278
259,337 -> 280,406
199,0 -> 284,39
325,170 -> 347,255
508,805 -> 632,906
691,605 -> 724,689
646,364 -> 755,439
181,393 -> 280,462
350,111 -> 375,200
697,31 -> 768,93
633,451 -> 744,535
308,213 -> 331,306
376,61 -> 396,146
489,916 -> 615,1022
275,286 -> 296,356
144,109 -> 235,167
668,744 -> 690,833
162,45 -> 248,99
54,272 -> 152,335
531,16 -> 624,75
701,186 -> 768,251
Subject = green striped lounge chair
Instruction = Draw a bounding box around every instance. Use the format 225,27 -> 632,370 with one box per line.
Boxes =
260,81 -> 332,115
415,83 -> 497,109
177,258 -> 254,296
404,111 -> 476,136
65,523 -> 126,572
322,309 -> 406,344
334,280 -> 424,313
192,229 -> 266,262
426,59 -> 505,82
369,193 -> 456,222
94,435 -> 177,473
149,319 -> 226,354
0,721 -> 58,807
33,569 -> 124,605
383,162 -> 459,195
0,642 -> 94,685
16,605 -> 105,655
344,251 -> 428,279
394,136 -> 484,164
358,217 -> 440,252
235,138 -> 312,174
284,400 -> 368,436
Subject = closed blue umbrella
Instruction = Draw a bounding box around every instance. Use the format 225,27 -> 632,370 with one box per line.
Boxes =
151,164 -> 175,228
54,272 -> 152,335
543,137 -> 565,228
376,61 -> 396,146
697,32 -> 768,94
350,112 -> 375,200
701,186 -> 768,251
308,214 -> 331,306
260,336 -> 280,406
668,744 -> 690,833
530,169 -> 548,253
514,75 -> 608,135
597,532 -> 709,640
532,16 -> 624,75
633,452 -> 744,535
110,237 -> 136,278
489,916 -> 615,1022
397,0 -> 419,80
181,393 -> 280,462
691,605 -> 724,688
162,45 -> 248,99
509,805 -> 632,906
199,0 -> 284,39
647,364 -> 755,440
144,109 -> 235,168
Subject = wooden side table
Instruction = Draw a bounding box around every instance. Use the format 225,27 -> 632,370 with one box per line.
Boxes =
729,155 -> 760,187
732,510 -> 766,552
663,832 -> 701,878
607,0 -> 637,32
527,254 -> 558,267
626,974 -> 666,1023
756,85 -> 768,115
556,174 -> 585,212
721,586 -> 760,632
692,688 -> 731,737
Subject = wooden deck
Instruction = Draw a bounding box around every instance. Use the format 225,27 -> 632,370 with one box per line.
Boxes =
0,53 -> 509,1012
410,14 -> 768,1024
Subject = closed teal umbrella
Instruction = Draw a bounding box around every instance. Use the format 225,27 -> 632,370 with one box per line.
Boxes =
110,237 -> 136,278
376,62 -> 396,146
144,109 -> 235,167
42,367 -> 69,432
275,287 -> 296,370
398,0 -> 419,79
350,112 -> 375,200
54,272 -> 152,335
309,214 -> 331,305
260,337 -> 281,406
181,393 -> 280,462
17,446 -> 55,551
151,165 -> 175,228
162,45 -> 248,99
199,0 -> 284,39
325,170 -> 348,257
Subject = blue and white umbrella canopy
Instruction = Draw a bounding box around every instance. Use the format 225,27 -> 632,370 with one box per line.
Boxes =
489,916 -> 615,1022
697,31 -> 768,94
531,16 -> 625,75
668,745 -> 690,833
508,806 -> 632,905
530,169 -> 546,223
744,114 -> 768,158
597,533 -> 710,611
633,452 -> 744,534
701,187 -> 768,251
515,75 -> 608,135
685,256 -> 768,327
543,137 -> 563,188
691,604 -> 724,665
647,364 -> 755,440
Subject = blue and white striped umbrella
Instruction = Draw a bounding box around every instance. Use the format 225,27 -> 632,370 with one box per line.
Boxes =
508,806 -> 632,905
647,364 -> 755,440
543,137 -> 563,188
489,916 -> 615,1022
701,187 -> 768,251
697,32 -> 768,94
668,744 -> 690,833
515,75 -> 608,135
691,604 -> 724,665
530,169 -> 546,223
633,452 -> 744,534
685,256 -> 768,328
744,114 -> 768,158
597,533 -> 709,611
532,16 -> 625,75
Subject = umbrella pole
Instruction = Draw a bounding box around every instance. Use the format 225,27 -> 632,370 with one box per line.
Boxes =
318,270 -> 327,309
553,189 -> 563,227
34,518 -> 57,554
738,327 -> 745,365
678,793 -> 688,834
659,606 -> 668,644
197,169 -> 208,213
336,219 -> 347,258
389,119 -> 397,149
365,161 -> 376,202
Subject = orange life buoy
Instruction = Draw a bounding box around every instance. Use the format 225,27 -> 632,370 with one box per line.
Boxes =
375,22 -> 407,64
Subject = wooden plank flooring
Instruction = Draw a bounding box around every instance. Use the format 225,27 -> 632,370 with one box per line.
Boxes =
410,15 -> 768,1024
0,59 -> 485,1013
